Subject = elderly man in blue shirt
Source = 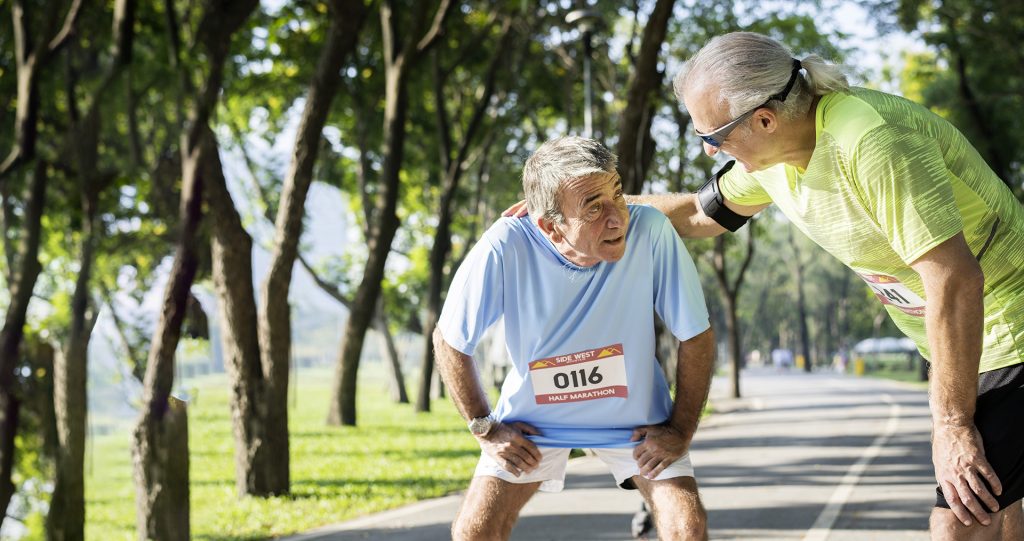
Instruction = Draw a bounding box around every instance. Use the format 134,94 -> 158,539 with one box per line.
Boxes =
434,136 -> 716,540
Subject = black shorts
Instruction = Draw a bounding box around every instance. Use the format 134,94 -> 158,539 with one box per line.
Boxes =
935,362 -> 1024,510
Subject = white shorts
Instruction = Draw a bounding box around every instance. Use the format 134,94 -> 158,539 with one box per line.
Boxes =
474,447 -> 694,493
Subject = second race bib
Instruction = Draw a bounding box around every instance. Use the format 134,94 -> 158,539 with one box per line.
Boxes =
859,273 -> 926,317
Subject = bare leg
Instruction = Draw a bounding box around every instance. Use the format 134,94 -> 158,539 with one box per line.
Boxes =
999,500 -> 1023,541
931,500 -> 1023,541
452,476 -> 541,541
632,475 -> 707,541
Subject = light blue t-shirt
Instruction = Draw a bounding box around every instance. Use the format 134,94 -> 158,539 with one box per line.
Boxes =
438,205 -> 710,448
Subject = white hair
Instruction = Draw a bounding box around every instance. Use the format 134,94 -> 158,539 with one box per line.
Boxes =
673,32 -> 849,122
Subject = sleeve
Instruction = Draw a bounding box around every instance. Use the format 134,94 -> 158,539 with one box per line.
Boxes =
850,124 -> 963,264
648,210 -> 711,341
436,232 -> 504,356
718,165 -> 773,206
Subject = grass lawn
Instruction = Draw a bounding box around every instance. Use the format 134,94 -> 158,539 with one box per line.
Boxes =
856,353 -> 929,388
862,365 -> 929,387
84,366 -> 479,540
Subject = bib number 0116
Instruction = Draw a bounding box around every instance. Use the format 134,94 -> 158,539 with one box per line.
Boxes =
553,366 -> 603,389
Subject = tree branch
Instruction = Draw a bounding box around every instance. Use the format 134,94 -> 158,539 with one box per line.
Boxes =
731,222 -> 757,293
432,51 -> 454,170
46,0 -> 85,54
446,18 -> 513,184
297,253 -> 351,308
415,0 -> 454,54
0,184 -> 15,280
100,281 -> 145,383
439,12 -> 499,81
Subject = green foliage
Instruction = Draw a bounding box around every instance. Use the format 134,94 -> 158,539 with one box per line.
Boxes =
5,0 -> 1012,536
85,367 -> 479,540
888,0 -> 1024,194
729,212 -> 899,365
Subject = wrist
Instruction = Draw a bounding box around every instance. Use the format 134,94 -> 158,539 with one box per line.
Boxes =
931,405 -> 974,428
468,413 -> 496,437
666,415 -> 694,432
934,417 -> 974,430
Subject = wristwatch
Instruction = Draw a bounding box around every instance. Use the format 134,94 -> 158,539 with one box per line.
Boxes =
468,414 -> 495,436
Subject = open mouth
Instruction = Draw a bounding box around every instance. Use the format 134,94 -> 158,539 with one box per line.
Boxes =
603,235 -> 624,245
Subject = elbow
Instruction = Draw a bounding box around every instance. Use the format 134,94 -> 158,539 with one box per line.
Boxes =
965,262 -> 985,297
432,327 -> 447,353
432,327 -> 453,371
958,266 -> 983,307
680,194 -> 727,239
952,254 -> 985,296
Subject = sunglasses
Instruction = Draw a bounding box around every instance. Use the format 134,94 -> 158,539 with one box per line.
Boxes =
694,59 -> 803,148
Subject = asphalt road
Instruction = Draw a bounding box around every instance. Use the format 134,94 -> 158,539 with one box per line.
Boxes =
282,368 -> 934,541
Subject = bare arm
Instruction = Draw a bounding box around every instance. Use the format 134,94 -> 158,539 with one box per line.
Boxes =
432,328 -> 541,476
910,232 -> 999,526
632,326 -> 716,479
626,193 -> 768,239
432,327 -> 491,420
668,327 -> 716,443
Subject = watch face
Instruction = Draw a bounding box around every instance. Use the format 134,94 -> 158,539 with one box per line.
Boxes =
469,417 -> 492,435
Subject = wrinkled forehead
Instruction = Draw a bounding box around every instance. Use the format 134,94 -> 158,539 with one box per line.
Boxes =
559,170 -> 620,207
683,83 -> 730,134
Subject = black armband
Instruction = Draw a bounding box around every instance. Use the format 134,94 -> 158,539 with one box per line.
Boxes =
697,160 -> 749,232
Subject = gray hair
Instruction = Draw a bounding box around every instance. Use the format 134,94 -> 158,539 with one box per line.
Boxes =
673,32 -> 849,124
522,136 -> 617,224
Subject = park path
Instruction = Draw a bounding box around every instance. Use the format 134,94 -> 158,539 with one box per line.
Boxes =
282,368 -> 933,540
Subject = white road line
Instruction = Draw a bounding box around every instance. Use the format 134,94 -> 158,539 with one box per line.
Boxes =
803,394 -> 901,541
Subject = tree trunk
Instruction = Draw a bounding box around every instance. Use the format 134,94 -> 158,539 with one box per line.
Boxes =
205,123 -> 279,496
49,212 -> 97,541
132,0 -> 257,534
375,300 -> 408,404
670,107 -> 690,193
132,396 -> 189,541
328,0 -> 453,426
415,215 -> 448,413
255,0 -> 367,495
788,227 -> 813,372
724,293 -> 741,399
0,160 -> 47,528
0,394 -> 20,524
131,135 -> 205,541
616,0 -> 675,194
50,15 -> 131,528
710,227 -> 756,398
415,17 -> 512,412
329,201 -> 400,425
796,277 -> 811,372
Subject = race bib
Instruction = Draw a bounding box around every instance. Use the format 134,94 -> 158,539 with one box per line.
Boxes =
859,273 -> 926,317
529,344 -> 628,405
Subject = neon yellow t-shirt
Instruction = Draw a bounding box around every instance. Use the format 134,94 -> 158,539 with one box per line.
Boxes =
719,87 -> 1024,373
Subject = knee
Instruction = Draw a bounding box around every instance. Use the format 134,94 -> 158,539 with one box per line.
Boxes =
683,506 -> 708,540
451,515 -> 478,541
929,507 -> 998,541
929,509 -> 963,541
658,506 -> 707,541
451,514 -> 511,541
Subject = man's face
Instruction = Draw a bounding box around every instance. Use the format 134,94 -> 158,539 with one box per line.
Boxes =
539,171 -> 628,267
685,86 -> 777,173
